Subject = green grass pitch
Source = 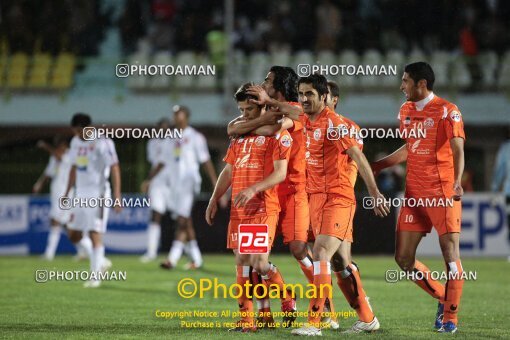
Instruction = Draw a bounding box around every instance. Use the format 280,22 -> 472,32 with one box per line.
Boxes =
1,254 -> 509,339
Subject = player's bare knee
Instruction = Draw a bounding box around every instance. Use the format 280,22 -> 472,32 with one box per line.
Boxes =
250,257 -> 268,273
289,241 -> 307,260
68,231 -> 82,244
395,254 -> 414,271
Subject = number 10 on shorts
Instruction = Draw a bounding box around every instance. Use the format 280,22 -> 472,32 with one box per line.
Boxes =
238,224 -> 269,254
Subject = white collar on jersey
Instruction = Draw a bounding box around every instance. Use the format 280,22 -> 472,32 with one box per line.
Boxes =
414,92 -> 434,111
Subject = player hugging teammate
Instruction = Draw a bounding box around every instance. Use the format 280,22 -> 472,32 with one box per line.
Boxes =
206,62 -> 465,335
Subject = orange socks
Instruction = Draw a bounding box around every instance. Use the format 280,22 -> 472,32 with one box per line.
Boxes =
308,261 -> 332,327
413,260 -> 446,301
298,254 -> 314,283
443,260 -> 464,325
334,263 -> 374,323
261,263 -> 293,303
236,265 -> 254,327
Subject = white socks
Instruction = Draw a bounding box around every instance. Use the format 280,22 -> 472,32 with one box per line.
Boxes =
77,235 -> 93,258
168,240 -> 185,266
146,222 -> 161,258
91,245 -> 105,275
44,226 -> 62,259
187,239 -> 203,267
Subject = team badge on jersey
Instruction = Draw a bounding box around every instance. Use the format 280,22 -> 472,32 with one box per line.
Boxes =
424,117 -> 434,128
313,128 -> 321,141
280,134 -> 292,147
255,136 -> 266,146
450,111 -> 461,122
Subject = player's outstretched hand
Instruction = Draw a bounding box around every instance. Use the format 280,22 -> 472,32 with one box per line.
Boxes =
205,199 -> 218,226
233,187 -> 256,208
32,182 -> 42,194
452,181 -> 464,201
247,85 -> 271,106
371,191 -> 390,217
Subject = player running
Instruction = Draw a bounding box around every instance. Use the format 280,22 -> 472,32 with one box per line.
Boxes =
206,83 -> 297,332
158,105 -> 219,270
228,66 -> 340,328
277,74 -> 388,336
64,113 -> 122,288
33,136 -> 92,261
140,118 -> 172,263
372,62 -> 466,333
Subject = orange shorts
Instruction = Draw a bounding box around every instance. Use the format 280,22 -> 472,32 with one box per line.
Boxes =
227,214 -> 278,250
309,193 -> 355,242
397,199 -> 462,236
277,189 -> 310,244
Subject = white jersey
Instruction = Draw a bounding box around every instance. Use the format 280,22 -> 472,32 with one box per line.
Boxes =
158,126 -> 210,192
44,151 -> 72,197
147,138 -> 170,186
68,136 -> 119,197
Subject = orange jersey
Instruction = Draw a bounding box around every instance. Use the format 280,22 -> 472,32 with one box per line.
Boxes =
398,95 -> 465,199
301,106 -> 362,202
278,102 -> 306,195
338,114 -> 362,188
224,130 -> 293,219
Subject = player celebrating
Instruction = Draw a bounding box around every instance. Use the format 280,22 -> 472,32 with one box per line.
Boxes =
65,113 -> 122,288
372,62 -> 466,333
33,136 -> 92,261
323,80 -> 380,333
227,66 -> 334,327
159,105 -> 219,270
140,118 -> 172,263
281,74 -> 388,336
206,83 -> 297,332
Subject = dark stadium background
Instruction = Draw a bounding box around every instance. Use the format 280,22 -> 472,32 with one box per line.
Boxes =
0,0 -> 509,255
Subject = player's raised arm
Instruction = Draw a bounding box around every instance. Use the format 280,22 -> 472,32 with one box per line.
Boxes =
346,146 -> 390,217
227,111 -> 284,137
371,144 -> 408,176
206,164 -> 232,225
233,158 -> 288,208
33,173 -> 50,194
64,165 -> 76,197
450,137 -> 465,200
111,163 -> 122,213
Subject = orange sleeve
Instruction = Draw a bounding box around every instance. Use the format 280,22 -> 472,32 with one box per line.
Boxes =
289,118 -> 304,133
223,139 -> 236,164
444,106 -> 466,140
272,131 -> 292,161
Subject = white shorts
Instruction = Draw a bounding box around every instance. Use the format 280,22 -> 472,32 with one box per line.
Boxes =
148,183 -> 170,214
50,193 -> 71,225
168,177 -> 198,219
68,194 -> 110,234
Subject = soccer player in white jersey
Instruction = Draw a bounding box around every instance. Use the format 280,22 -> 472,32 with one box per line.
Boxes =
65,113 -> 122,288
157,105 -> 220,270
140,118 -> 172,262
33,136 -> 92,261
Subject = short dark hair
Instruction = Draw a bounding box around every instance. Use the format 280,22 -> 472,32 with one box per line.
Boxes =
298,74 -> 329,97
173,105 -> 190,118
71,113 -> 91,127
269,66 -> 298,102
404,62 -> 435,90
327,80 -> 340,98
156,117 -> 170,128
234,82 -> 258,102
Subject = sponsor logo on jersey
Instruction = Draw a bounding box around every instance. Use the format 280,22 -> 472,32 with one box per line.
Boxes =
410,139 -> 421,153
404,116 -> 411,126
254,136 -> 266,146
313,128 -> 321,141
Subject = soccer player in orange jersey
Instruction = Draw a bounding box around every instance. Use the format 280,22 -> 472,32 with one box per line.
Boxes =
279,74 -> 388,336
227,67 -> 340,328
324,80 -> 381,332
206,83 -> 296,332
372,62 -> 466,333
